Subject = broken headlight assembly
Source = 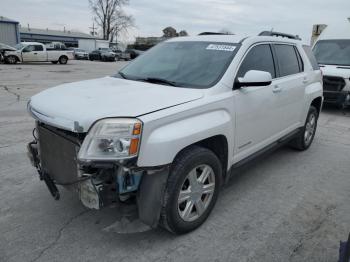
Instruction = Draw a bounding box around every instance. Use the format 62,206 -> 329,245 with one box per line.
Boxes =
78,118 -> 142,162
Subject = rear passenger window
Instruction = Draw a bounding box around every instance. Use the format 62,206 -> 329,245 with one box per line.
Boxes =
302,45 -> 320,70
34,45 -> 43,51
237,44 -> 276,78
274,44 -> 301,77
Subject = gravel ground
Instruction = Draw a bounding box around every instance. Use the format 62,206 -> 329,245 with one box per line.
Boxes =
0,60 -> 350,262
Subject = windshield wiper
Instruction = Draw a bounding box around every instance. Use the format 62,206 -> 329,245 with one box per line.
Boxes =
118,71 -> 129,79
117,73 -> 182,87
140,77 -> 179,87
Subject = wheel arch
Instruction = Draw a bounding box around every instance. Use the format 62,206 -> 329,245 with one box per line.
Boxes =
6,54 -> 20,63
311,96 -> 323,115
191,135 -> 228,178
59,55 -> 68,61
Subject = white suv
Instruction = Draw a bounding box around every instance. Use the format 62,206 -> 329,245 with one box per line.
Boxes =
27,31 -> 323,234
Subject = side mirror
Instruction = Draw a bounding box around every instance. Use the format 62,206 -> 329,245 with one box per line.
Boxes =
235,70 -> 272,89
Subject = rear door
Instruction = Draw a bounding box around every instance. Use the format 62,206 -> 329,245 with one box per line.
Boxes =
33,45 -> 47,61
21,45 -> 35,62
271,44 -> 306,129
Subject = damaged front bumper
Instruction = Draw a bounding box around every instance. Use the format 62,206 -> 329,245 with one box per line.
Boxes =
323,90 -> 350,107
27,122 -> 169,227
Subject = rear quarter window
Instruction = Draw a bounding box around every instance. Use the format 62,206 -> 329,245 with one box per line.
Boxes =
302,45 -> 320,70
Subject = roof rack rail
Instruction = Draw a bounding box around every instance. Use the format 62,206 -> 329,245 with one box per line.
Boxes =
198,32 -> 234,36
259,31 -> 301,40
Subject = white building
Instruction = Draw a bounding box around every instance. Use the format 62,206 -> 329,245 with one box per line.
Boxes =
0,16 -> 20,46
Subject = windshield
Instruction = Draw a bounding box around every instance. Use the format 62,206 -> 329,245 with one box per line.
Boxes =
119,41 -> 239,88
313,39 -> 350,66
15,43 -> 25,50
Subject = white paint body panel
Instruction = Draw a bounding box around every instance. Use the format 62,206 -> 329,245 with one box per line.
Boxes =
28,35 -> 323,169
29,76 -> 204,132
78,39 -> 110,52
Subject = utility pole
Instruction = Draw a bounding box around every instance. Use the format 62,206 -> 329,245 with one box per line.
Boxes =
89,22 -> 97,37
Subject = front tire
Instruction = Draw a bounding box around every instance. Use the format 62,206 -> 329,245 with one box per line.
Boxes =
160,146 -> 222,234
6,55 -> 18,64
289,106 -> 318,151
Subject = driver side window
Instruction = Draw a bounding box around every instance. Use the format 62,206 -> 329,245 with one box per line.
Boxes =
237,44 -> 276,78
23,45 -> 35,52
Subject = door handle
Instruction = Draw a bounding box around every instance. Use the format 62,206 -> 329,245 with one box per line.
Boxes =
272,85 -> 282,93
33,53 -> 38,55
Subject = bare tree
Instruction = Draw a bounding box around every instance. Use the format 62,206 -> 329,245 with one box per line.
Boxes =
89,0 -> 134,42
110,9 -> 135,43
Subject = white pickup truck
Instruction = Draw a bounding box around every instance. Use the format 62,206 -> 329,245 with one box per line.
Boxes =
4,42 -> 73,64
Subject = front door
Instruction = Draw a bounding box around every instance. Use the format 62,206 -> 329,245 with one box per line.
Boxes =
233,44 -> 282,163
22,45 -> 46,62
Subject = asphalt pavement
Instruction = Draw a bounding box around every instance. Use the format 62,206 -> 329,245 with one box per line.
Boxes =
1,60 -> 350,262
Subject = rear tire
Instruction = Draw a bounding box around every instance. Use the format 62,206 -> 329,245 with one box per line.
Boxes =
160,146 -> 222,234
58,56 -> 68,64
289,106 -> 318,151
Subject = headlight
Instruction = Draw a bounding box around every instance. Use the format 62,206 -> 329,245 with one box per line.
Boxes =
78,118 -> 142,162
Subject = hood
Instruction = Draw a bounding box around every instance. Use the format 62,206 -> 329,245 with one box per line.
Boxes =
0,44 -> 15,51
29,76 -> 203,132
4,50 -> 20,55
321,64 -> 350,78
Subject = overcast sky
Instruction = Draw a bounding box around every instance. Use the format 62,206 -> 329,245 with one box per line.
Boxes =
1,0 -> 350,43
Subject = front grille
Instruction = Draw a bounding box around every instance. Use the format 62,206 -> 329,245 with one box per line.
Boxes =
323,76 -> 346,92
323,92 -> 340,102
37,123 -> 85,185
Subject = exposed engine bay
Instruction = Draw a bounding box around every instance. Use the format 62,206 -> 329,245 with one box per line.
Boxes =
28,122 -> 147,210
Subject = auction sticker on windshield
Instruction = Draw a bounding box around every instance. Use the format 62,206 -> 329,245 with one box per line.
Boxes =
206,44 -> 236,52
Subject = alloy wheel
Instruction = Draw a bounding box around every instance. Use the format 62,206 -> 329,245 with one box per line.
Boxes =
177,164 -> 216,222
304,113 -> 316,146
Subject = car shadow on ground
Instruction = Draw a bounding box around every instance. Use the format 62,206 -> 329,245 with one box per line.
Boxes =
322,104 -> 350,116
91,146 -> 290,240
